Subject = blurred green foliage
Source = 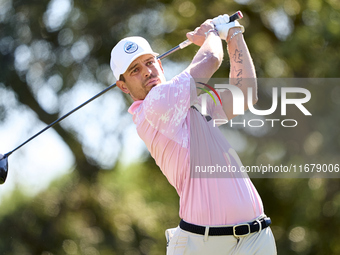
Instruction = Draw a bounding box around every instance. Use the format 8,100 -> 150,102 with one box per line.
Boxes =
0,158 -> 180,254
0,0 -> 340,254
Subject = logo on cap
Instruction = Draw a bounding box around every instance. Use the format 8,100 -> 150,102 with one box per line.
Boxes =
124,42 -> 138,54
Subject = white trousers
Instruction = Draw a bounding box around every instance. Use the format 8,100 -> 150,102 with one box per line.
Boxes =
165,222 -> 277,255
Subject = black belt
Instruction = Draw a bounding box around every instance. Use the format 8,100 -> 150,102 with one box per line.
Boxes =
179,217 -> 271,238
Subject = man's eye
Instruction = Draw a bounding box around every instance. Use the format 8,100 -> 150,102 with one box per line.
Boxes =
147,61 -> 154,66
132,68 -> 138,73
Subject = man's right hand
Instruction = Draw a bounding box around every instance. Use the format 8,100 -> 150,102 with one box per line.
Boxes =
186,19 -> 215,47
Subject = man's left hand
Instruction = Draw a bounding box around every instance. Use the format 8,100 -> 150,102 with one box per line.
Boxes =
212,14 -> 244,41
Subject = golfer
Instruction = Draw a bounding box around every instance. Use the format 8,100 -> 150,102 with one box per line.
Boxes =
111,14 -> 277,254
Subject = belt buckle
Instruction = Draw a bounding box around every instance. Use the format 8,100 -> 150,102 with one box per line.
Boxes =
233,223 -> 251,238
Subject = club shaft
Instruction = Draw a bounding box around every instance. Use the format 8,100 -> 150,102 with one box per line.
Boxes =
158,39 -> 193,59
5,83 -> 117,158
4,11 -> 243,158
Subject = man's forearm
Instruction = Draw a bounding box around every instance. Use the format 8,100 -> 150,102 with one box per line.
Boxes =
197,31 -> 224,68
190,32 -> 223,96
188,32 -> 223,80
227,28 -> 257,104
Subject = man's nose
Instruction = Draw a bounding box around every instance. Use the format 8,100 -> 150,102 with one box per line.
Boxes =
143,66 -> 152,77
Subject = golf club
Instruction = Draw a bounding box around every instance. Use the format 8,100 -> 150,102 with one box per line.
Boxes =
0,11 -> 243,184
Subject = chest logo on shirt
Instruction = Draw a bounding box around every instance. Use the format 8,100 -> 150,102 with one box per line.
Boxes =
124,42 -> 138,54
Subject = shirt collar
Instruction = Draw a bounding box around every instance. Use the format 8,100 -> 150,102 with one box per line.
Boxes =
128,100 -> 143,115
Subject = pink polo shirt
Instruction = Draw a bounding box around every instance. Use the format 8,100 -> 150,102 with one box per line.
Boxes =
128,71 -> 264,226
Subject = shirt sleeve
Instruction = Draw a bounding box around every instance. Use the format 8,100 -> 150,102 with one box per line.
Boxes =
143,71 -> 197,140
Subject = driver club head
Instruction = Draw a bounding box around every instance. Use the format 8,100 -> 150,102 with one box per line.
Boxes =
0,155 -> 9,184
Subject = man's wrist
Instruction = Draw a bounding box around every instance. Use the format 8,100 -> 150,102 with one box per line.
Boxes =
226,27 -> 243,42
205,28 -> 219,38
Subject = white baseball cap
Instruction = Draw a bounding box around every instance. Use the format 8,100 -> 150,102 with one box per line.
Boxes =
110,36 -> 159,80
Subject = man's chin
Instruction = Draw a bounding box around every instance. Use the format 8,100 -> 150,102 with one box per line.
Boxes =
147,84 -> 157,92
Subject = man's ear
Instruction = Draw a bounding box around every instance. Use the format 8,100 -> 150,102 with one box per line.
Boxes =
116,80 -> 130,94
157,59 -> 164,73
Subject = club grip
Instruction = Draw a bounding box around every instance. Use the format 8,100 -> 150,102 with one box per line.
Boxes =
229,11 -> 243,22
